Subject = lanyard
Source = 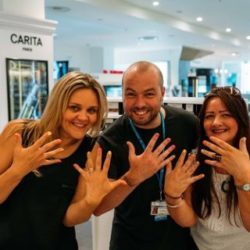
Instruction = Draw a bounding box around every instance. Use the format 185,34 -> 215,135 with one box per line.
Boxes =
129,112 -> 166,200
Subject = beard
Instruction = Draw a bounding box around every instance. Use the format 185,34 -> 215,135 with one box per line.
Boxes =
128,107 -> 160,128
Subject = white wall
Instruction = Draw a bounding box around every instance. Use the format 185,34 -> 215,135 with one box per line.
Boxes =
114,47 -> 182,88
54,44 -> 91,72
54,44 -> 109,74
0,0 -> 45,19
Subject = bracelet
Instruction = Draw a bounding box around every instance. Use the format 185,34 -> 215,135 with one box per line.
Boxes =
165,198 -> 184,208
163,191 -> 183,199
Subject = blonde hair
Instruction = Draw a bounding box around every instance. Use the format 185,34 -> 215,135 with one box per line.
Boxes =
23,71 -> 107,145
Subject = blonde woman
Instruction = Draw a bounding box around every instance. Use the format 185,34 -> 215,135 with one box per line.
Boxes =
0,72 -> 124,250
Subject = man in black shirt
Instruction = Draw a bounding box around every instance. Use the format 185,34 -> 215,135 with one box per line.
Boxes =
94,61 -> 199,250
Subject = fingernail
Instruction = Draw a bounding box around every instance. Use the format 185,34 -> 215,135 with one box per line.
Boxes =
47,131 -> 52,136
154,133 -> 159,138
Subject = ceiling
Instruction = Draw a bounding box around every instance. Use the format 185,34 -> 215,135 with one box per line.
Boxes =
45,0 -> 250,62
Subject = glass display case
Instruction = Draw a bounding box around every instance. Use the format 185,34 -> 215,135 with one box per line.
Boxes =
6,58 -> 48,120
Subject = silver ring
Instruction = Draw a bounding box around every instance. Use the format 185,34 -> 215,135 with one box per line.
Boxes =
88,167 -> 94,173
213,153 -> 222,162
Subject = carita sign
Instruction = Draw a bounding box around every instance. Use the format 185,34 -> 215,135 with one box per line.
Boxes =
10,33 -> 43,46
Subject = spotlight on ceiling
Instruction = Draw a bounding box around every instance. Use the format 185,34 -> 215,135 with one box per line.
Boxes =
152,1 -> 160,6
196,17 -> 203,22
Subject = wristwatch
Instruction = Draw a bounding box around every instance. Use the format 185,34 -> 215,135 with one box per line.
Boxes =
236,183 -> 250,191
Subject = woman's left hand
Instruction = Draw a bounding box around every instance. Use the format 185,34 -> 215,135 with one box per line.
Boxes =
73,148 -> 126,206
164,150 -> 204,198
201,136 -> 250,183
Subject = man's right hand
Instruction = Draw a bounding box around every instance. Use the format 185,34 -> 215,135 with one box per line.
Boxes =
124,133 -> 176,187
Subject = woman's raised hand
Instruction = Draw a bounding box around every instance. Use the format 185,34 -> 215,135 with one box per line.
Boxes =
164,150 -> 204,198
201,136 -> 250,183
73,147 -> 126,206
12,132 -> 63,176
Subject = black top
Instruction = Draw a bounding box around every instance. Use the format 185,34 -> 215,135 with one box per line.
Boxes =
0,135 -> 95,250
98,105 -> 199,250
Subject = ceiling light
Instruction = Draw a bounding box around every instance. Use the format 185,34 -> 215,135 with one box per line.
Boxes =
225,28 -> 231,33
231,52 -> 238,56
246,35 -> 250,40
196,17 -> 203,22
152,1 -> 159,7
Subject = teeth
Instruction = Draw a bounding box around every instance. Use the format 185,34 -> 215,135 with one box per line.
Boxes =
134,110 -> 147,115
73,122 -> 86,128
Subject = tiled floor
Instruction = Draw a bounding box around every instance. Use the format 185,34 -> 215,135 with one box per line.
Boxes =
76,220 -> 92,250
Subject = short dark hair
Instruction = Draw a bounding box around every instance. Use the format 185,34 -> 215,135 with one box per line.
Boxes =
122,61 -> 163,86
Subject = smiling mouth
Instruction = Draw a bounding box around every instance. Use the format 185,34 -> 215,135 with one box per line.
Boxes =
132,108 -> 150,115
212,129 -> 228,134
134,111 -> 147,115
72,122 -> 88,129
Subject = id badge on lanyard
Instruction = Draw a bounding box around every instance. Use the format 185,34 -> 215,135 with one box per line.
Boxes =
129,112 -> 168,222
150,200 -> 169,221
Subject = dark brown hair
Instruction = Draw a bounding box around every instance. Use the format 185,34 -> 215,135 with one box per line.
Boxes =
192,86 -> 250,222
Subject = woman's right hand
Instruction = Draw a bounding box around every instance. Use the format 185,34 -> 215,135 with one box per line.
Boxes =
164,150 -> 204,198
11,132 -> 63,176
73,147 -> 126,207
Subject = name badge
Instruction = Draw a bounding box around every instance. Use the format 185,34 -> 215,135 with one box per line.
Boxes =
151,200 -> 169,221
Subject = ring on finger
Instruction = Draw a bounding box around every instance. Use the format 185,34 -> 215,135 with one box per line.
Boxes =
213,153 -> 222,162
88,167 -> 94,173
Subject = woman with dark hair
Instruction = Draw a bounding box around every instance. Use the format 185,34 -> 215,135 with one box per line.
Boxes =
164,87 -> 250,250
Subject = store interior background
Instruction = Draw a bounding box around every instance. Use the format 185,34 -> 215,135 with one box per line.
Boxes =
46,0 -> 250,102
1,0 -> 250,249
47,1 -> 250,249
